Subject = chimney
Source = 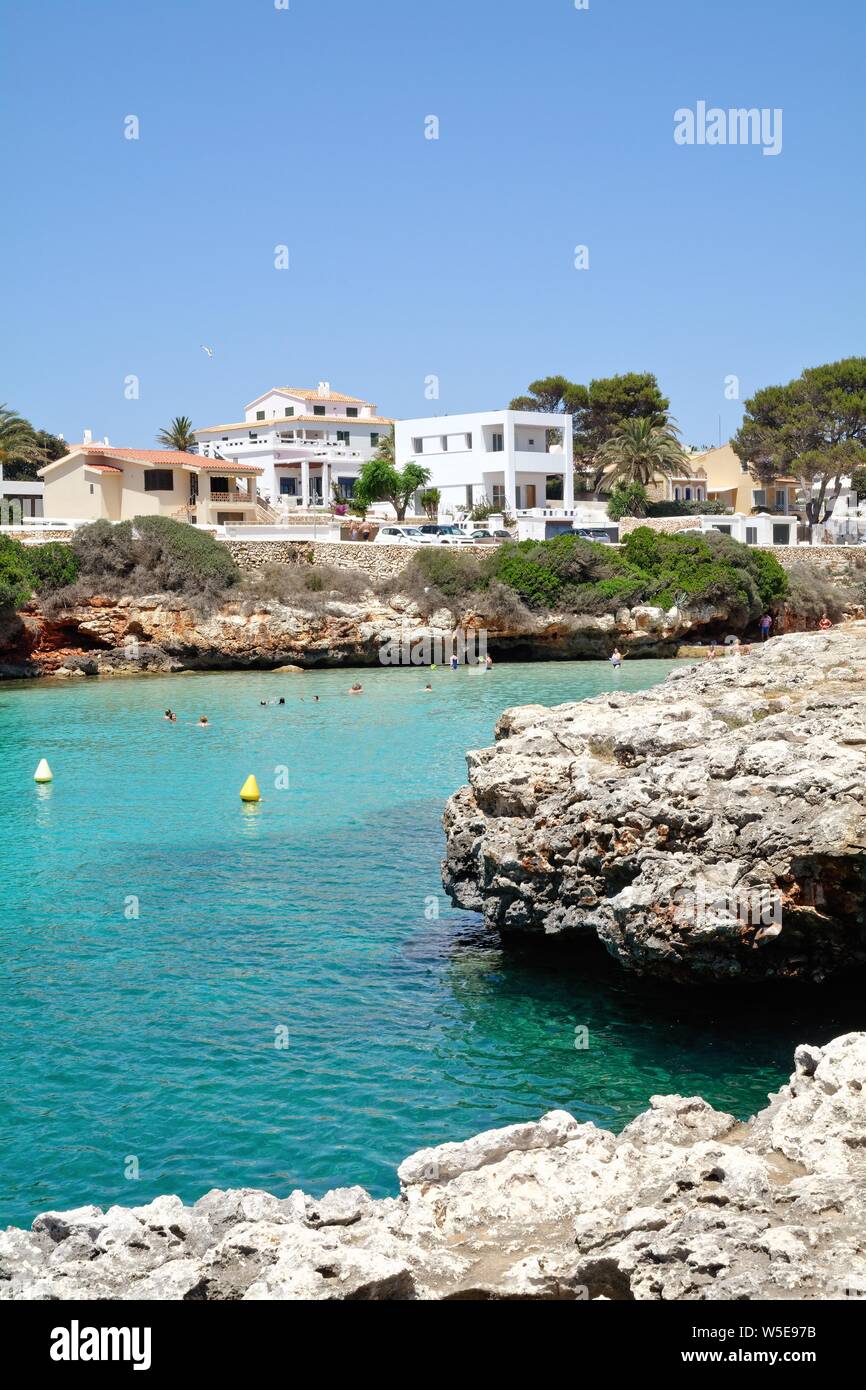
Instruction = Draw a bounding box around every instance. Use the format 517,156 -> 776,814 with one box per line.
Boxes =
317,381 -> 330,397
103,436 -> 110,446
83,429 -> 93,445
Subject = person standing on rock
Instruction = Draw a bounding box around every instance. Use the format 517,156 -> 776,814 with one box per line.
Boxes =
759,613 -> 773,641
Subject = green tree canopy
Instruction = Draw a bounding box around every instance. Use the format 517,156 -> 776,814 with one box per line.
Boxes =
354,431 -> 431,519
0,406 -> 66,481
732,357 -> 866,526
510,373 -> 670,482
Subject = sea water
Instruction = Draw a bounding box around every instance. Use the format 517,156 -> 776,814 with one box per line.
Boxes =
0,660 -> 860,1226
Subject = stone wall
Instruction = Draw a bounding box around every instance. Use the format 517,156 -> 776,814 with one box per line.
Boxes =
225,539 -> 490,581
618,516 -> 698,536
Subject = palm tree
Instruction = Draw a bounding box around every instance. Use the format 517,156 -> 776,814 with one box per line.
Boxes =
595,417 -> 691,491
0,405 -> 40,475
157,415 -> 197,452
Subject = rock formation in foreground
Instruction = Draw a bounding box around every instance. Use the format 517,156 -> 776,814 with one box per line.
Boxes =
2,1034 -> 864,1300
443,623 -> 866,984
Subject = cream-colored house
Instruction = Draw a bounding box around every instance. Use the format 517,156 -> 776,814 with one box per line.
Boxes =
39,444 -> 266,527
661,444 -> 799,514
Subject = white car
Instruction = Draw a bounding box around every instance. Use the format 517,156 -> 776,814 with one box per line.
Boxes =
373,525 -> 434,545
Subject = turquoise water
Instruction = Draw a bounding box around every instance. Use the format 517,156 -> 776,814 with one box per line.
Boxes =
0,660 -> 862,1229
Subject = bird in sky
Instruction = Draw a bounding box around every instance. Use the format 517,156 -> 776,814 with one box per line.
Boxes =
200,344 -> 214,358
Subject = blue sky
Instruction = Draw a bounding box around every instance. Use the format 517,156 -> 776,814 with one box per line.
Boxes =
1,0 -> 863,448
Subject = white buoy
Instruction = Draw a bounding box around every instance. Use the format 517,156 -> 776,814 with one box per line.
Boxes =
34,758 -> 53,784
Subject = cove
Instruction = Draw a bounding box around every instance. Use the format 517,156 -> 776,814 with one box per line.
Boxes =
0,659 -> 860,1229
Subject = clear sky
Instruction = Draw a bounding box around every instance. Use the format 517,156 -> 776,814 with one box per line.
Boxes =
1,0 -> 863,448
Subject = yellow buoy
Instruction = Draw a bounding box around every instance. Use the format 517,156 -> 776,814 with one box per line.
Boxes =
239,774 -> 261,803
34,758 -> 53,784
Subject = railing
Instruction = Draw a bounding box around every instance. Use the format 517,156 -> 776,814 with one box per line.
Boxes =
208,491 -> 256,504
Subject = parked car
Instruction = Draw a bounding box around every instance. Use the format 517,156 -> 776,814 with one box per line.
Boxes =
573,528 -> 614,544
373,525 -> 433,545
416,524 -> 477,546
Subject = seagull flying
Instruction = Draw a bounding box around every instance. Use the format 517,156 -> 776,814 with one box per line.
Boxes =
200,344 -> 214,358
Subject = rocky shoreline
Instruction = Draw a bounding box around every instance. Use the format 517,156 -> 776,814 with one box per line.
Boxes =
2,1033 -> 864,1300
442,623 -> 866,984
0,590 -> 816,679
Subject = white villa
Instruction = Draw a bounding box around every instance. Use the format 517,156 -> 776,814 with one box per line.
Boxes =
194,383 -> 392,510
393,409 -> 575,519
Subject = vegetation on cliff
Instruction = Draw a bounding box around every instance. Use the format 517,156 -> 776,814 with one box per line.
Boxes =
400,528 -> 791,625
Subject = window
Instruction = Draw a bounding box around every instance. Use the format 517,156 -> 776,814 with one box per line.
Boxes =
411,437 -> 423,453
674,487 -> 680,501
465,433 -> 473,449
89,483 -> 94,495
746,526 -> 758,544
144,469 -> 174,491
491,431 -> 504,452
772,523 -> 790,545
336,430 -> 350,444
256,410 -> 265,421
440,436 -> 448,451
337,475 -> 356,498
279,477 -> 297,496
284,407 -> 295,417
684,487 -> 692,500
314,405 -> 326,416
492,484 -> 506,508
775,489 -> 786,509
346,407 -> 358,418
370,432 -> 379,447
209,476 -> 229,492
753,489 -> 767,507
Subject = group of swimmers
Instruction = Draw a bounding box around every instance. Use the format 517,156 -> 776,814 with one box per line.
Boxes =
164,710 -> 209,726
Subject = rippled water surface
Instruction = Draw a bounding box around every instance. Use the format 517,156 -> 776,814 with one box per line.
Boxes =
1,659 -> 861,1227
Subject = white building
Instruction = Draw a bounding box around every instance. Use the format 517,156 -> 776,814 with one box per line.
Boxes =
699,512 -> 799,546
194,383 -> 392,510
393,409 -> 574,519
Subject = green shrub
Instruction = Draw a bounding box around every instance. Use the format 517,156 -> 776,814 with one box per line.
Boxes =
402,546 -> 488,600
606,481 -> 648,521
0,536 -> 33,611
70,516 -> 240,602
25,542 -> 80,593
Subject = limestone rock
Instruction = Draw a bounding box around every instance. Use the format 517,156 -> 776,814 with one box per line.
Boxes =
442,623 -> 866,983
2,1034 -> 865,1300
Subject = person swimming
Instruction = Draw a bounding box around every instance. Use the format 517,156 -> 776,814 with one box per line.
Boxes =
197,716 -> 210,726
423,682 -> 433,691
164,709 -> 177,722
610,648 -> 623,669
348,683 -> 363,694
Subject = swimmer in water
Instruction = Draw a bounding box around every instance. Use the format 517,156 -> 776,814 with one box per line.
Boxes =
197,715 -> 210,726
610,648 -> 623,669
348,683 -> 363,695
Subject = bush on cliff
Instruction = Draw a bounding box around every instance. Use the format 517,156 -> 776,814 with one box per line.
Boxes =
392,528 -> 790,624
25,542 -> 80,593
0,536 -> 81,611
0,536 -> 34,611
70,517 -> 240,602
242,561 -> 370,610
